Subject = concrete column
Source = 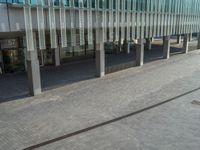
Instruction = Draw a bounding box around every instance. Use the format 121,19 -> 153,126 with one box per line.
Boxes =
40,50 -> 45,66
134,39 -> 138,44
197,33 -> 200,49
151,37 -> 154,43
96,42 -> 105,77
117,31 -> 122,53
177,35 -> 181,44
127,42 -> 131,54
163,36 -> 170,59
183,34 -> 189,54
26,32 -> 42,96
53,46 -> 60,66
189,33 -> 192,41
123,40 -> 130,54
146,38 -> 152,50
136,39 -> 144,66
117,40 -> 121,53
0,51 -> 3,63
120,40 -> 124,52
0,51 -> 3,74
23,36 -> 28,71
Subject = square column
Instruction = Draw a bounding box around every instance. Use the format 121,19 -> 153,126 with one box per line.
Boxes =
22,36 -> 28,71
96,42 -> 105,77
189,33 -> 192,41
183,34 -> 189,54
163,36 -> 170,59
177,35 -> 181,44
146,38 -> 152,50
53,46 -> 60,66
120,40 -> 124,52
117,40 -> 122,53
0,51 -> 3,74
123,40 -> 130,54
40,50 -> 45,67
151,38 -> 154,43
197,33 -> 200,49
136,39 -> 144,66
127,42 -> 131,54
26,32 -> 42,96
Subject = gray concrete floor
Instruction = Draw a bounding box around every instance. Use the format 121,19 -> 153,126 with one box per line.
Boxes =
0,40 -> 200,149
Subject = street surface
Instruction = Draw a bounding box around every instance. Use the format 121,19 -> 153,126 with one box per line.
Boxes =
0,41 -> 200,150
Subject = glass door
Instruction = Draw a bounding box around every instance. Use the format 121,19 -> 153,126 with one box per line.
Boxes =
2,49 -> 25,73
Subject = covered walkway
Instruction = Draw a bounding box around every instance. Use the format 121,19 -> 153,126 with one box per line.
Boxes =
1,48 -> 200,150
0,39 -> 198,102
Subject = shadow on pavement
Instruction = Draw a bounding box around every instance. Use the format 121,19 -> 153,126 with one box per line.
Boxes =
0,41 -> 196,103
0,60 -> 96,103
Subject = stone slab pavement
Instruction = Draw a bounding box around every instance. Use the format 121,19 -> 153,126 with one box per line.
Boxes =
0,41 -> 200,150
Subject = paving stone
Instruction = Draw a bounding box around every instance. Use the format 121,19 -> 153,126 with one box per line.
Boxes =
0,40 -> 200,150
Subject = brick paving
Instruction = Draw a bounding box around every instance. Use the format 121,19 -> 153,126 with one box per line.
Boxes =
0,41 -> 200,149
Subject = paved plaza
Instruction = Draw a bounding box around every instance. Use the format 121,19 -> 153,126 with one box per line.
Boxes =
0,40 -> 200,150
0,39 -> 198,101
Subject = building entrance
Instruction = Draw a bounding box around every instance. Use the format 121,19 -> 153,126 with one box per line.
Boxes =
2,49 -> 25,73
0,38 -> 25,74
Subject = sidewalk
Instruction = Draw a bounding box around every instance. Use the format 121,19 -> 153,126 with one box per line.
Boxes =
0,48 -> 200,149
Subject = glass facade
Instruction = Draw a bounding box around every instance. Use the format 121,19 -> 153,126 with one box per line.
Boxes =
0,0 -> 198,13
1,0 -> 200,52
0,0 -> 199,72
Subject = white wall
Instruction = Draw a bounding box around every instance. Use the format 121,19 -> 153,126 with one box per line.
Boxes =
8,7 -> 25,32
0,5 -> 10,32
0,5 -> 99,33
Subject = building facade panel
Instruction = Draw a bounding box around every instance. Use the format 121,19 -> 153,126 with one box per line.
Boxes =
0,0 -> 199,73
0,5 -> 10,32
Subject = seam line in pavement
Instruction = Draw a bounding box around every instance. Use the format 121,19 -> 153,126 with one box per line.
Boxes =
23,87 -> 200,150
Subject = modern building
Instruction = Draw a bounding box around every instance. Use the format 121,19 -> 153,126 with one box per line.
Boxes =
0,0 -> 200,96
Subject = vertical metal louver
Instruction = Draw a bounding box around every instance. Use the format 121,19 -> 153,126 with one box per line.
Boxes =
87,0 -> 93,45
121,0 -> 125,41
79,0 -> 85,46
115,0 -> 120,41
48,0 -> 57,48
109,0 -> 114,42
131,0 -> 136,39
36,0 -> 46,50
126,0 -> 131,41
59,0 -> 67,48
23,0 -> 34,51
70,0 -> 76,47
